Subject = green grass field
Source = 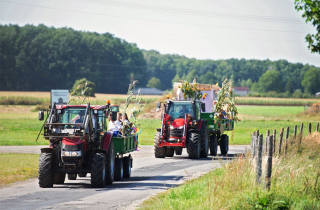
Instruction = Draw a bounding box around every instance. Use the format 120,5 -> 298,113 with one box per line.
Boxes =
1,105 -> 318,145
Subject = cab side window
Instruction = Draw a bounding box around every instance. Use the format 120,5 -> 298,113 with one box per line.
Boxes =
195,103 -> 200,119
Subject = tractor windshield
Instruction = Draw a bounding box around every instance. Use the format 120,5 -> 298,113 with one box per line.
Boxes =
167,102 -> 194,120
58,107 -> 87,124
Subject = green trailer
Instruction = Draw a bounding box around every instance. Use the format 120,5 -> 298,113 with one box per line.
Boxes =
113,135 -> 137,154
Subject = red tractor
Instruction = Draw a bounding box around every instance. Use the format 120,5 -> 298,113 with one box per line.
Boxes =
154,100 -> 209,159
38,103 -> 115,188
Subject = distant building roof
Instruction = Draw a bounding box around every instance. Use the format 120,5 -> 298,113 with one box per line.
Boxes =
316,92 -> 320,97
234,87 -> 249,91
134,88 -> 164,95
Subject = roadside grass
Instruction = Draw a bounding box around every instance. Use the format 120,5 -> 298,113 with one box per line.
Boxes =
140,133 -> 320,210
0,153 -> 40,186
237,97 -> 318,106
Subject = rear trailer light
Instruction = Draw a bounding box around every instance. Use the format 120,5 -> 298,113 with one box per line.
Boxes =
61,151 -> 82,157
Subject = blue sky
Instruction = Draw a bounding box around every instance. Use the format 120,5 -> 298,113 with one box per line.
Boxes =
0,0 -> 319,66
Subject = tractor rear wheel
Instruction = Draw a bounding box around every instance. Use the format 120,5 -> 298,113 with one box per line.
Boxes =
165,148 -> 174,157
123,156 -> 132,178
175,147 -> 183,155
114,158 -> 123,181
105,141 -> 115,185
200,124 -> 209,158
154,131 -> 165,158
78,173 -> 87,178
91,153 -> 107,188
68,174 -> 77,180
187,132 -> 200,159
38,152 -> 54,188
220,134 -> 229,155
210,134 -> 218,156
54,173 -> 65,184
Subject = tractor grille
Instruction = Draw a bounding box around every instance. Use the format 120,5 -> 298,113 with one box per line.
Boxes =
170,128 -> 183,137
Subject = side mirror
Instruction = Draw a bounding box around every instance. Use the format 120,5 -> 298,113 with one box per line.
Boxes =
39,111 -> 44,121
201,103 -> 206,112
111,111 -> 117,121
156,102 -> 161,112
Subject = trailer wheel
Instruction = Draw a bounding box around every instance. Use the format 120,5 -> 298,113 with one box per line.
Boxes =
114,158 -> 123,181
68,174 -> 77,180
54,173 -> 65,184
210,134 -> 218,156
78,173 -> 87,178
200,124 -> 209,158
154,131 -> 165,158
38,152 -> 54,188
220,134 -> 229,155
105,140 -> 115,185
165,148 -> 174,157
91,153 -> 106,188
187,132 -> 200,159
175,147 -> 183,155
123,156 -> 132,178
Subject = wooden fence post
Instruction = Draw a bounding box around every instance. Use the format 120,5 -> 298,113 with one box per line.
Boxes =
294,125 -> 297,138
273,129 -> 276,154
285,127 -> 289,154
300,123 -> 304,144
265,130 -> 270,153
251,132 -> 255,160
256,134 -> 263,185
265,135 -> 273,190
317,123 -> 319,132
309,123 -> 312,135
278,128 -> 284,155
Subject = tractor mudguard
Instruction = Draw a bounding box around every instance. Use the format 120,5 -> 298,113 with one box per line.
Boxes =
101,131 -> 113,153
40,148 -> 54,153
92,148 -> 107,154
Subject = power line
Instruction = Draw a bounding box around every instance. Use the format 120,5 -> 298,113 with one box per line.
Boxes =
0,0 -> 311,34
76,0 -> 304,24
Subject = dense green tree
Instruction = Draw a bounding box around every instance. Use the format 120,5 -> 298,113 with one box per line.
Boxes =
295,0 -> 320,53
147,77 -> 161,89
285,80 -> 294,93
301,68 -> 320,94
258,70 -> 283,93
71,78 -> 96,97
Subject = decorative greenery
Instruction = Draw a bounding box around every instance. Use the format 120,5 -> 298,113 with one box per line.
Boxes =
68,80 -> 89,105
178,80 -> 203,100
71,78 -> 96,97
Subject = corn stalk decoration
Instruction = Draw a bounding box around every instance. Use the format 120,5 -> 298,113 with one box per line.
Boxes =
178,79 -> 203,100
68,81 -> 88,105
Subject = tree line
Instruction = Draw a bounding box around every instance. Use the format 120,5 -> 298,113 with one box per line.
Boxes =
1,24 -> 319,95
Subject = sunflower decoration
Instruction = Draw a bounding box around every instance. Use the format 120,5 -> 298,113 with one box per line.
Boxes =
179,80 -> 202,100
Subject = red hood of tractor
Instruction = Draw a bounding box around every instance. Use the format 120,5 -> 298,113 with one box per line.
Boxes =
62,137 -> 83,146
171,118 -> 185,128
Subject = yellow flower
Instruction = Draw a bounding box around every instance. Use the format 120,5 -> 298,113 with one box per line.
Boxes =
186,87 -> 188,90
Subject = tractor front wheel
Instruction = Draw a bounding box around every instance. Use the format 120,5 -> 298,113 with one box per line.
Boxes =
165,148 -> 174,157
123,156 -> 132,178
54,173 -> 66,184
105,141 -> 115,185
175,147 -> 183,155
187,132 -> 200,159
38,152 -> 54,188
91,153 -> 107,188
114,158 -> 123,181
154,131 -> 165,158
210,134 -> 218,156
220,134 -> 229,155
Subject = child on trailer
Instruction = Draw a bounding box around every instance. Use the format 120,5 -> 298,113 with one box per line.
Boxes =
108,113 -> 121,137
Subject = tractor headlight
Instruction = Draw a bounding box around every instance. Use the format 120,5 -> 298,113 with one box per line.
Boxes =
192,120 -> 198,126
61,151 -> 82,157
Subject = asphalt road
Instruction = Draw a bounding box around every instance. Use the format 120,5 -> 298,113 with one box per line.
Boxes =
0,145 -> 248,210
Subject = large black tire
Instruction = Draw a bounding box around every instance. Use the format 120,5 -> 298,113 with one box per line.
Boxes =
165,148 -> 174,157
105,141 -> 115,185
68,174 -> 77,180
175,147 -> 183,155
91,153 -> 107,188
54,173 -> 65,184
38,152 -> 54,188
187,132 -> 201,159
200,123 -> 209,158
154,131 -> 165,158
210,134 -> 218,156
114,158 -> 123,181
78,173 -> 87,178
220,134 -> 229,155
123,156 -> 132,178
